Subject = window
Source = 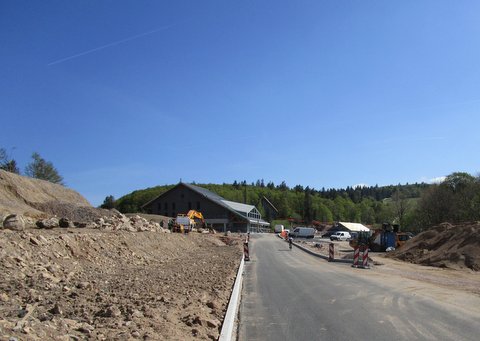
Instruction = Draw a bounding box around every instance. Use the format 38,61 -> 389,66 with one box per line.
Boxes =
172,202 -> 176,210
188,202 -> 192,210
164,202 -> 168,210
196,201 -> 200,210
157,202 -> 161,210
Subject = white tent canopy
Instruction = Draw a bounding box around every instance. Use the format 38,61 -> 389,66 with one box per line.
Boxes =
338,222 -> 370,232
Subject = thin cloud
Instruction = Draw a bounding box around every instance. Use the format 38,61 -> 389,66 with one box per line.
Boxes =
418,176 -> 446,184
48,24 -> 177,66
428,176 -> 446,184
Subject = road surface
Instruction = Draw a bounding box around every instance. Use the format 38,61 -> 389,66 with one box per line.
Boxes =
238,234 -> 480,341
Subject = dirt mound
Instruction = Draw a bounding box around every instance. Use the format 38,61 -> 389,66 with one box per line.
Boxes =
0,170 -> 91,218
0,229 -> 243,340
31,201 -> 116,222
387,222 -> 480,271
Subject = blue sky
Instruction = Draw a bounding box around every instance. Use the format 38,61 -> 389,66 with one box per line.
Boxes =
1,1 -> 479,206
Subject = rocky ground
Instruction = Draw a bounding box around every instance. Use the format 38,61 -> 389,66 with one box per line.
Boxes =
0,229 -> 243,340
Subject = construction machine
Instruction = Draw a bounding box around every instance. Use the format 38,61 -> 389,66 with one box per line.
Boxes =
349,223 -> 412,251
186,210 -> 206,228
172,210 -> 206,233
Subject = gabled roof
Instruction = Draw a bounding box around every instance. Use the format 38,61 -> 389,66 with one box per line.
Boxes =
338,222 -> 370,232
143,182 -> 269,225
181,183 -> 225,202
221,200 -> 256,215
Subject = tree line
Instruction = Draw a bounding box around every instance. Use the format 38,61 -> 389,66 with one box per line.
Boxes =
234,179 -> 428,202
414,172 -> 480,227
0,147 -> 64,185
113,172 -> 480,232
4,146 -> 476,232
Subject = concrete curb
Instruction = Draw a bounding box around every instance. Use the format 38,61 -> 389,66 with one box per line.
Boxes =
294,242 -> 353,264
219,255 -> 245,341
277,234 -> 352,264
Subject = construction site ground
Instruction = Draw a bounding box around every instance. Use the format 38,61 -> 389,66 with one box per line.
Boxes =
0,229 -> 243,341
2,170 -> 479,339
2,230 -> 480,341
295,238 -> 480,297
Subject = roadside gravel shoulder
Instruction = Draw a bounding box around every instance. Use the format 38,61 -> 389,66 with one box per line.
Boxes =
290,237 -> 480,298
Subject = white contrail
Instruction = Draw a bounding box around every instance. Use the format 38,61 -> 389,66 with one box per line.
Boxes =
48,24 -> 176,66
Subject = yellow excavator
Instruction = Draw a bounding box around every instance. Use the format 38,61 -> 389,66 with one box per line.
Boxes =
186,210 -> 205,225
172,210 -> 206,233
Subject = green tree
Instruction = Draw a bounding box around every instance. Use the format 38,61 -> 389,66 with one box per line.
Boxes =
343,198 -> 359,222
24,152 -> 64,185
413,172 -> 480,228
315,202 -> 333,223
443,172 -> 475,191
358,199 -> 376,225
277,181 -> 288,191
392,189 -> 410,227
0,148 -> 20,174
303,186 -> 313,223
100,195 -> 116,209
275,191 -> 291,218
373,200 -> 394,225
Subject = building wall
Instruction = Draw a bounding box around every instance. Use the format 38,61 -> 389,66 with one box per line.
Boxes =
211,222 -> 248,233
143,184 -> 229,218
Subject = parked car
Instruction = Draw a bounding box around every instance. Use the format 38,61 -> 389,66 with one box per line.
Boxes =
330,231 -> 352,241
322,230 -> 339,238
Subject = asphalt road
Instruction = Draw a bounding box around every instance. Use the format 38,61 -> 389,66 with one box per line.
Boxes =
238,234 -> 480,341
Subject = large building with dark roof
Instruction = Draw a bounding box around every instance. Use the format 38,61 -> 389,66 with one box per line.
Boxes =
141,182 -> 270,233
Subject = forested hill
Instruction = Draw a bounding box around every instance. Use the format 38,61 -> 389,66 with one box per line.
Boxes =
114,181 -> 430,230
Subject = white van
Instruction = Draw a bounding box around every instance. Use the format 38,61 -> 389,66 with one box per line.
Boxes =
330,231 -> 351,241
290,227 -> 315,238
274,224 -> 284,233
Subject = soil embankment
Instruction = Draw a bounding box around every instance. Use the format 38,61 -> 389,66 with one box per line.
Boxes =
0,170 -> 243,340
387,222 -> 480,271
0,229 -> 242,340
0,169 -> 90,218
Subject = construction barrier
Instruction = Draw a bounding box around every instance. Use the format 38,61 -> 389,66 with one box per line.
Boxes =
243,242 -> 250,261
362,247 -> 369,268
328,243 -> 334,262
352,245 -> 370,269
352,247 -> 360,267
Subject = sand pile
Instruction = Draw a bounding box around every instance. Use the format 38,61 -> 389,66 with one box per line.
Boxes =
387,222 -> 480,271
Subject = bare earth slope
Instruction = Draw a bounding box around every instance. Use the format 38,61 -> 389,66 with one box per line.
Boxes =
0,170 -> 90,218
0,229 -> 242,340
0,170 -> 244,340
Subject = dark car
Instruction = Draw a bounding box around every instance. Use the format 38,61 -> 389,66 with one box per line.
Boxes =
321,230 -> 339,238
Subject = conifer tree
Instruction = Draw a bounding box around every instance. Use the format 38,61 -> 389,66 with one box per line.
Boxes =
25,152 -> 64,185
